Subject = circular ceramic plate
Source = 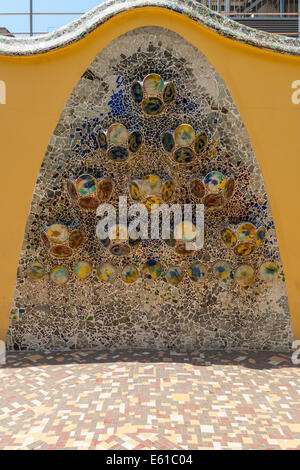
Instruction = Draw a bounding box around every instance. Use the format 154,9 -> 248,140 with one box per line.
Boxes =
98,130 -> 107,150
97,262 -> 116,283
128,131 -> 143,153
190,178 -> 205,199
162,180 -> 174,201
141,174 -> 162,196
69,230 -> 84,249
236,223 -> 257,242
143,73 -> 164,96
76,174 -> 97,196
131,81 -> 143,103
121,265 -> 139,284
221,228 -> 237,248
234,265 -> 255,287
213,261 -> 231,281
194,132 -> 208,154
204,171 -> 226,194
142,97 -> 164,116
74,261 -> 92,280
163,82 -> 176,104
188,263 -> 207,282
256,227 -> 266,245
162,132 -> 175,152
259,262 -> 278,281
29,262 -> 45,280
129,181 -> 142,200
98,178 -> 113,202
47,224 -> 69,244
174,124 -> 195,147
50,266 -> 69,285
142,196 -> 162,212
142,260 -> 163,280
203,193 -> 224,209
107,146 -> 129,161
174,147 -> 194,164
234,242 -> 256,257
107,123 -> 128,146
165,266 -> 184,286
79,196 -> 99,210
110,244 -> 131,256
174,221 -> 197,242
50,245 -> 73,258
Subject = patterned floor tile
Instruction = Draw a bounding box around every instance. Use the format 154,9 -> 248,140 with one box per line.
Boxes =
0,350 -> 300,450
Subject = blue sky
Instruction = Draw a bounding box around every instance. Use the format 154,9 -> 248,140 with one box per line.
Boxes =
1,1 -> 106,35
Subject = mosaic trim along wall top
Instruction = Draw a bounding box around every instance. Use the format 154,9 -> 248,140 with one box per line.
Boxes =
7,27 -> 293,351
0,0 -> 299,57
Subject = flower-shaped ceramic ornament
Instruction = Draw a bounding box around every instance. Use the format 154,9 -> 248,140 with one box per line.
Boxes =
162,124 -> 208,164
41,224 -> 84,259
190,171 -> 235,209
129,174 -> 175,212
165,221 -> 202,256
221,223 -> 266,257
98,123 -> 143,162
67,174 -> 113,211
131,73 -> 176,116
96,223 -> 141,257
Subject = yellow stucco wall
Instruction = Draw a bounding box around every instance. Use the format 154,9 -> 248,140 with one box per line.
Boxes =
0,7 -> 299,342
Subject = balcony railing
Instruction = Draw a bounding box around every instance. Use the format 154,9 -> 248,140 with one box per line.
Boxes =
202,0 -> 299,13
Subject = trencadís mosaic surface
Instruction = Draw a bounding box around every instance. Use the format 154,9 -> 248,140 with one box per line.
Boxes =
7,27 -> 293,351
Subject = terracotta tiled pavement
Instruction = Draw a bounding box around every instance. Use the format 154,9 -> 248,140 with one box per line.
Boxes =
0,350 -> 300,450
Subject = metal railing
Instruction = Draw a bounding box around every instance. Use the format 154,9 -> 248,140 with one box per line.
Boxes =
0,1 -> 299,37
202,0 -> 299,13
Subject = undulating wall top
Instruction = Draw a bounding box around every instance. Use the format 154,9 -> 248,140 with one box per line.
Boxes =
0,0 -> 299,57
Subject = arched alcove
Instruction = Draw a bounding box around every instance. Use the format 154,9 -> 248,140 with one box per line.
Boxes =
7,26 -> 293,351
